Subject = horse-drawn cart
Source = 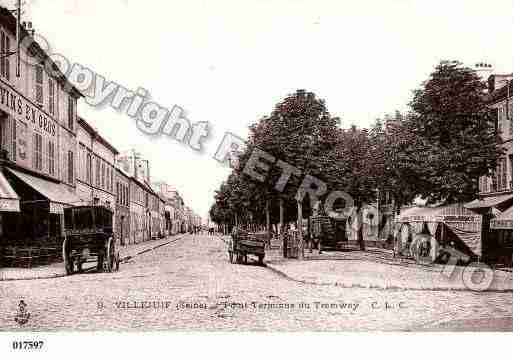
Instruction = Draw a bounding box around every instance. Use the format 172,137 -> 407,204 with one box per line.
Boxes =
228,229 -> 265,265
62,205 -> 120,275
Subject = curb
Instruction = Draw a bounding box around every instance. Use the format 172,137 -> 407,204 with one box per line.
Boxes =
120,234 -> 187,262
0,272 -> 67,282
0,235 -> 187,282
264,262 -> 513,293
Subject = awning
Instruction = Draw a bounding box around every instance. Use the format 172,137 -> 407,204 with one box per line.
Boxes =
465,194 -> 513,210
398,206 -> 441,223
398,204 -> 482,256
491,206 -> 513,229
6,168 -> 82,214
0,170 -> 19,212
398,205 -> 481,224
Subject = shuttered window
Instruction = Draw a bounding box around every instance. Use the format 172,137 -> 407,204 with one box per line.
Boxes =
49,79 -> 55,115
35,65 -> 44,107
1,31 -> 10,81
67,151 -> 74,184
33,133 -> 42,171
48,141 -> 55,176
68,97 -> 74,130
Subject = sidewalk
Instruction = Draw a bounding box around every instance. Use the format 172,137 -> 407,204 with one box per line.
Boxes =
266,251 -> 513,292
0,234 -> 187,281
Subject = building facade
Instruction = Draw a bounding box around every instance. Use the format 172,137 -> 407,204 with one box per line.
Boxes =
466,77 -> 513,264
76,117 -> 118,211
129,176 -> 149,243
115,167 -> 130,245
0,7 -> 82,247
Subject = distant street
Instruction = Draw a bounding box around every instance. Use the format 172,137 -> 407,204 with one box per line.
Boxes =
1,235 -> 513,331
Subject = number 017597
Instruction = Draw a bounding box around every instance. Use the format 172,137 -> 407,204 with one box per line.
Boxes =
12,341 -> 44,350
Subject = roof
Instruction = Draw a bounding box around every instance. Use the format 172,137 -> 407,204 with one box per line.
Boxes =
129,175 -> 150,191
487,77 -> 513,105
0,7 -> 82,99
115,165 -> 130,180
465,194 -> 513,210
78,117 -> 119,155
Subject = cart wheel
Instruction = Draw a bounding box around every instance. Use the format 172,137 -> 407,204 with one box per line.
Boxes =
258,254 -> 264,265
244,254 -> 248,264
62,237 -> 73,275
77,259 -> 83,273
97,255 -> 104,272
115,253 -> 120,272
229,251 -> 233,263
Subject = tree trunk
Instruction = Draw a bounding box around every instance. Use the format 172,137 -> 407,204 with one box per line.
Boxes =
266,199 -> 271,235
297,199 -> 304,260
357,204 -> 365,251
280,198 -> 286,258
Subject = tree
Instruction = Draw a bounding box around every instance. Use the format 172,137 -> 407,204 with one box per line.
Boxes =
320,125 -> 380,250
369,113 -> 419,215
245,90 -> 341,257
407,60 -> 502,204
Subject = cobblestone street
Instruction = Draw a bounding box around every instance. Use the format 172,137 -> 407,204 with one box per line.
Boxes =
1,235 -> 513,331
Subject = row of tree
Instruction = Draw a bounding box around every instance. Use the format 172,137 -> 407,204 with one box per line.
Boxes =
210,61 -> 502,252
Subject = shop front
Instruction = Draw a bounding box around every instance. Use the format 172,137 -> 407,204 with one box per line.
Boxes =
1,166 -> 81,267
488,206 -> 513,265
396,204 -> 482,262
465,193 -> 513,264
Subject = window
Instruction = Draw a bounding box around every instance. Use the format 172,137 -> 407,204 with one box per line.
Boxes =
68,96 -> 74,130
106,166 -> 110,192
86,152 -> 92,184
110,166 -> 114,192
67,151 -> 74,184
33,133 -> 42,171
49,79 -> 55,115
495,158 -> 508,191
95,157 -> 100,187
48,141 -> 55,176
35,65 -> 44,107
1,31 -> 10,81
101,161 -> 105,189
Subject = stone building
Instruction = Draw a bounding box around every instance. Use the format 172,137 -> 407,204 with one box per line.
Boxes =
75,117 -> 118,211
129,175 -> 149,243
115,167 -> 130,245
466,77 -> 513,264
0,7 -> 82,247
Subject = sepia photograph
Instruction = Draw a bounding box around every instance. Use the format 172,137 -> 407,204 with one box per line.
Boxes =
1,0 -> 513,355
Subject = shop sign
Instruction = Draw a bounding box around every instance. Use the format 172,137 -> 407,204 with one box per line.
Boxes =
437,215 -> 479,223
50,202 -> 64,214
399,215 -> 435,222
0,82 -> 56,137
491,220 -> 513,230
0,198 -> 19,212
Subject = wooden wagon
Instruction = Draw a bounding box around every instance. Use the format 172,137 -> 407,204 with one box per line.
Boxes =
62,205 -> 120,275
228,229 -> 265,265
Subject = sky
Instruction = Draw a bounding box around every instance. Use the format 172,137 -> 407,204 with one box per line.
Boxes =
2,0 -> 513,219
